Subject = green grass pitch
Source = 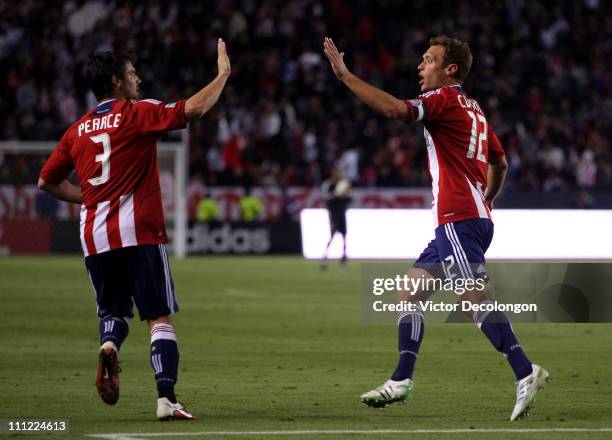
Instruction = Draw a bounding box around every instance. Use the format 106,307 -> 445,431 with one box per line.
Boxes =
1,256 -> 611,439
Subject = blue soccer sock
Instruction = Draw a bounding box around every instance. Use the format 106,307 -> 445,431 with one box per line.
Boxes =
475,300 -> 533,381
150,323 -> 179,402
391,311 -> 424,381
99,315 -> 129,350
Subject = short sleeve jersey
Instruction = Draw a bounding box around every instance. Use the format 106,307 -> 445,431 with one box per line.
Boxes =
404,85 -> 505,227
40,98 -> 187,256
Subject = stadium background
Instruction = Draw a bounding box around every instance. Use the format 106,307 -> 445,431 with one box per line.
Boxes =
1,1 -> 611,438
1,0 -> 612,254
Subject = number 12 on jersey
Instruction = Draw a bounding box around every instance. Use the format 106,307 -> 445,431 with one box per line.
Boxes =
466,110 -> 487,163
88,133 -> 111,186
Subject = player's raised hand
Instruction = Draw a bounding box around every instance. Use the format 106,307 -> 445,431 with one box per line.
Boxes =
217,38 -> 231,78
323,37 -> 349,80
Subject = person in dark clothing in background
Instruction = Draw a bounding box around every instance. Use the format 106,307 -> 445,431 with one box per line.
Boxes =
321,167 -> 352,269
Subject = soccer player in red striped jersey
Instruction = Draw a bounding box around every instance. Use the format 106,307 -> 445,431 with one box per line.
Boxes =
38,39 -> 231,420
324,35 -> 549,420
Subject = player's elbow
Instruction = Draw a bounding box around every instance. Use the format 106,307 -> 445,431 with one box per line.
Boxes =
383,108 -> 400,119
491,154 -> 508,172
37,177 -> 48,190
184,101 -> 200,120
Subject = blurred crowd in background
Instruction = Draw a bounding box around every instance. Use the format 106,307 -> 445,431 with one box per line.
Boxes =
1,0 -> 611,192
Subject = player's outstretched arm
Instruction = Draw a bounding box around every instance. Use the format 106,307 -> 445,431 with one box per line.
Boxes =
323,37 -> 408,120
484,154 -> 508,209
185,38 -> 231,120
37,178 -> 83,204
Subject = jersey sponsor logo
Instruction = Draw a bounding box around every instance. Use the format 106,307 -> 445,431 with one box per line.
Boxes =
165,102 -> 177,108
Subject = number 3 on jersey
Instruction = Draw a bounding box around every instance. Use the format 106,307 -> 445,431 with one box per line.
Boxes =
88,133 -> 111,186
466,110 -> 487,163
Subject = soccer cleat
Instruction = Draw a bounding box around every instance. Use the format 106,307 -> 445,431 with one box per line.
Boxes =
360,378 -> 414,408
96,347 -> 120,405
157,397 -> 198,421
510,364 -> 550,421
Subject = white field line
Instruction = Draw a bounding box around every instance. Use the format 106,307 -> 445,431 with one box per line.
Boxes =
88,427 -> 612,440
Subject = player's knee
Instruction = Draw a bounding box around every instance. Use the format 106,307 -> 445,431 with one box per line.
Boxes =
458,296 -> 478,319
148,315 -> 172,329
457,288 -> 489,318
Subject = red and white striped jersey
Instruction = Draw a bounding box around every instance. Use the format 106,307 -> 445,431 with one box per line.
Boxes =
40,98 -> 187,256
403,85 -> 505,227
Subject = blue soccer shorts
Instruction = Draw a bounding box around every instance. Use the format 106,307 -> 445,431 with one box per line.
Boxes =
413,218 -> 494,280
85,244 -> 179,321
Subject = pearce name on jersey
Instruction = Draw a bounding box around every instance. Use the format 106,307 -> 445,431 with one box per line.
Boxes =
40,98 -> 187,257
77,111 -> 122,136
404,85 -> 506,228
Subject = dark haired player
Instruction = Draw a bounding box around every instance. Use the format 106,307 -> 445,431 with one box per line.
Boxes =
324,35 -> 548,420
38,39 -> 231,420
